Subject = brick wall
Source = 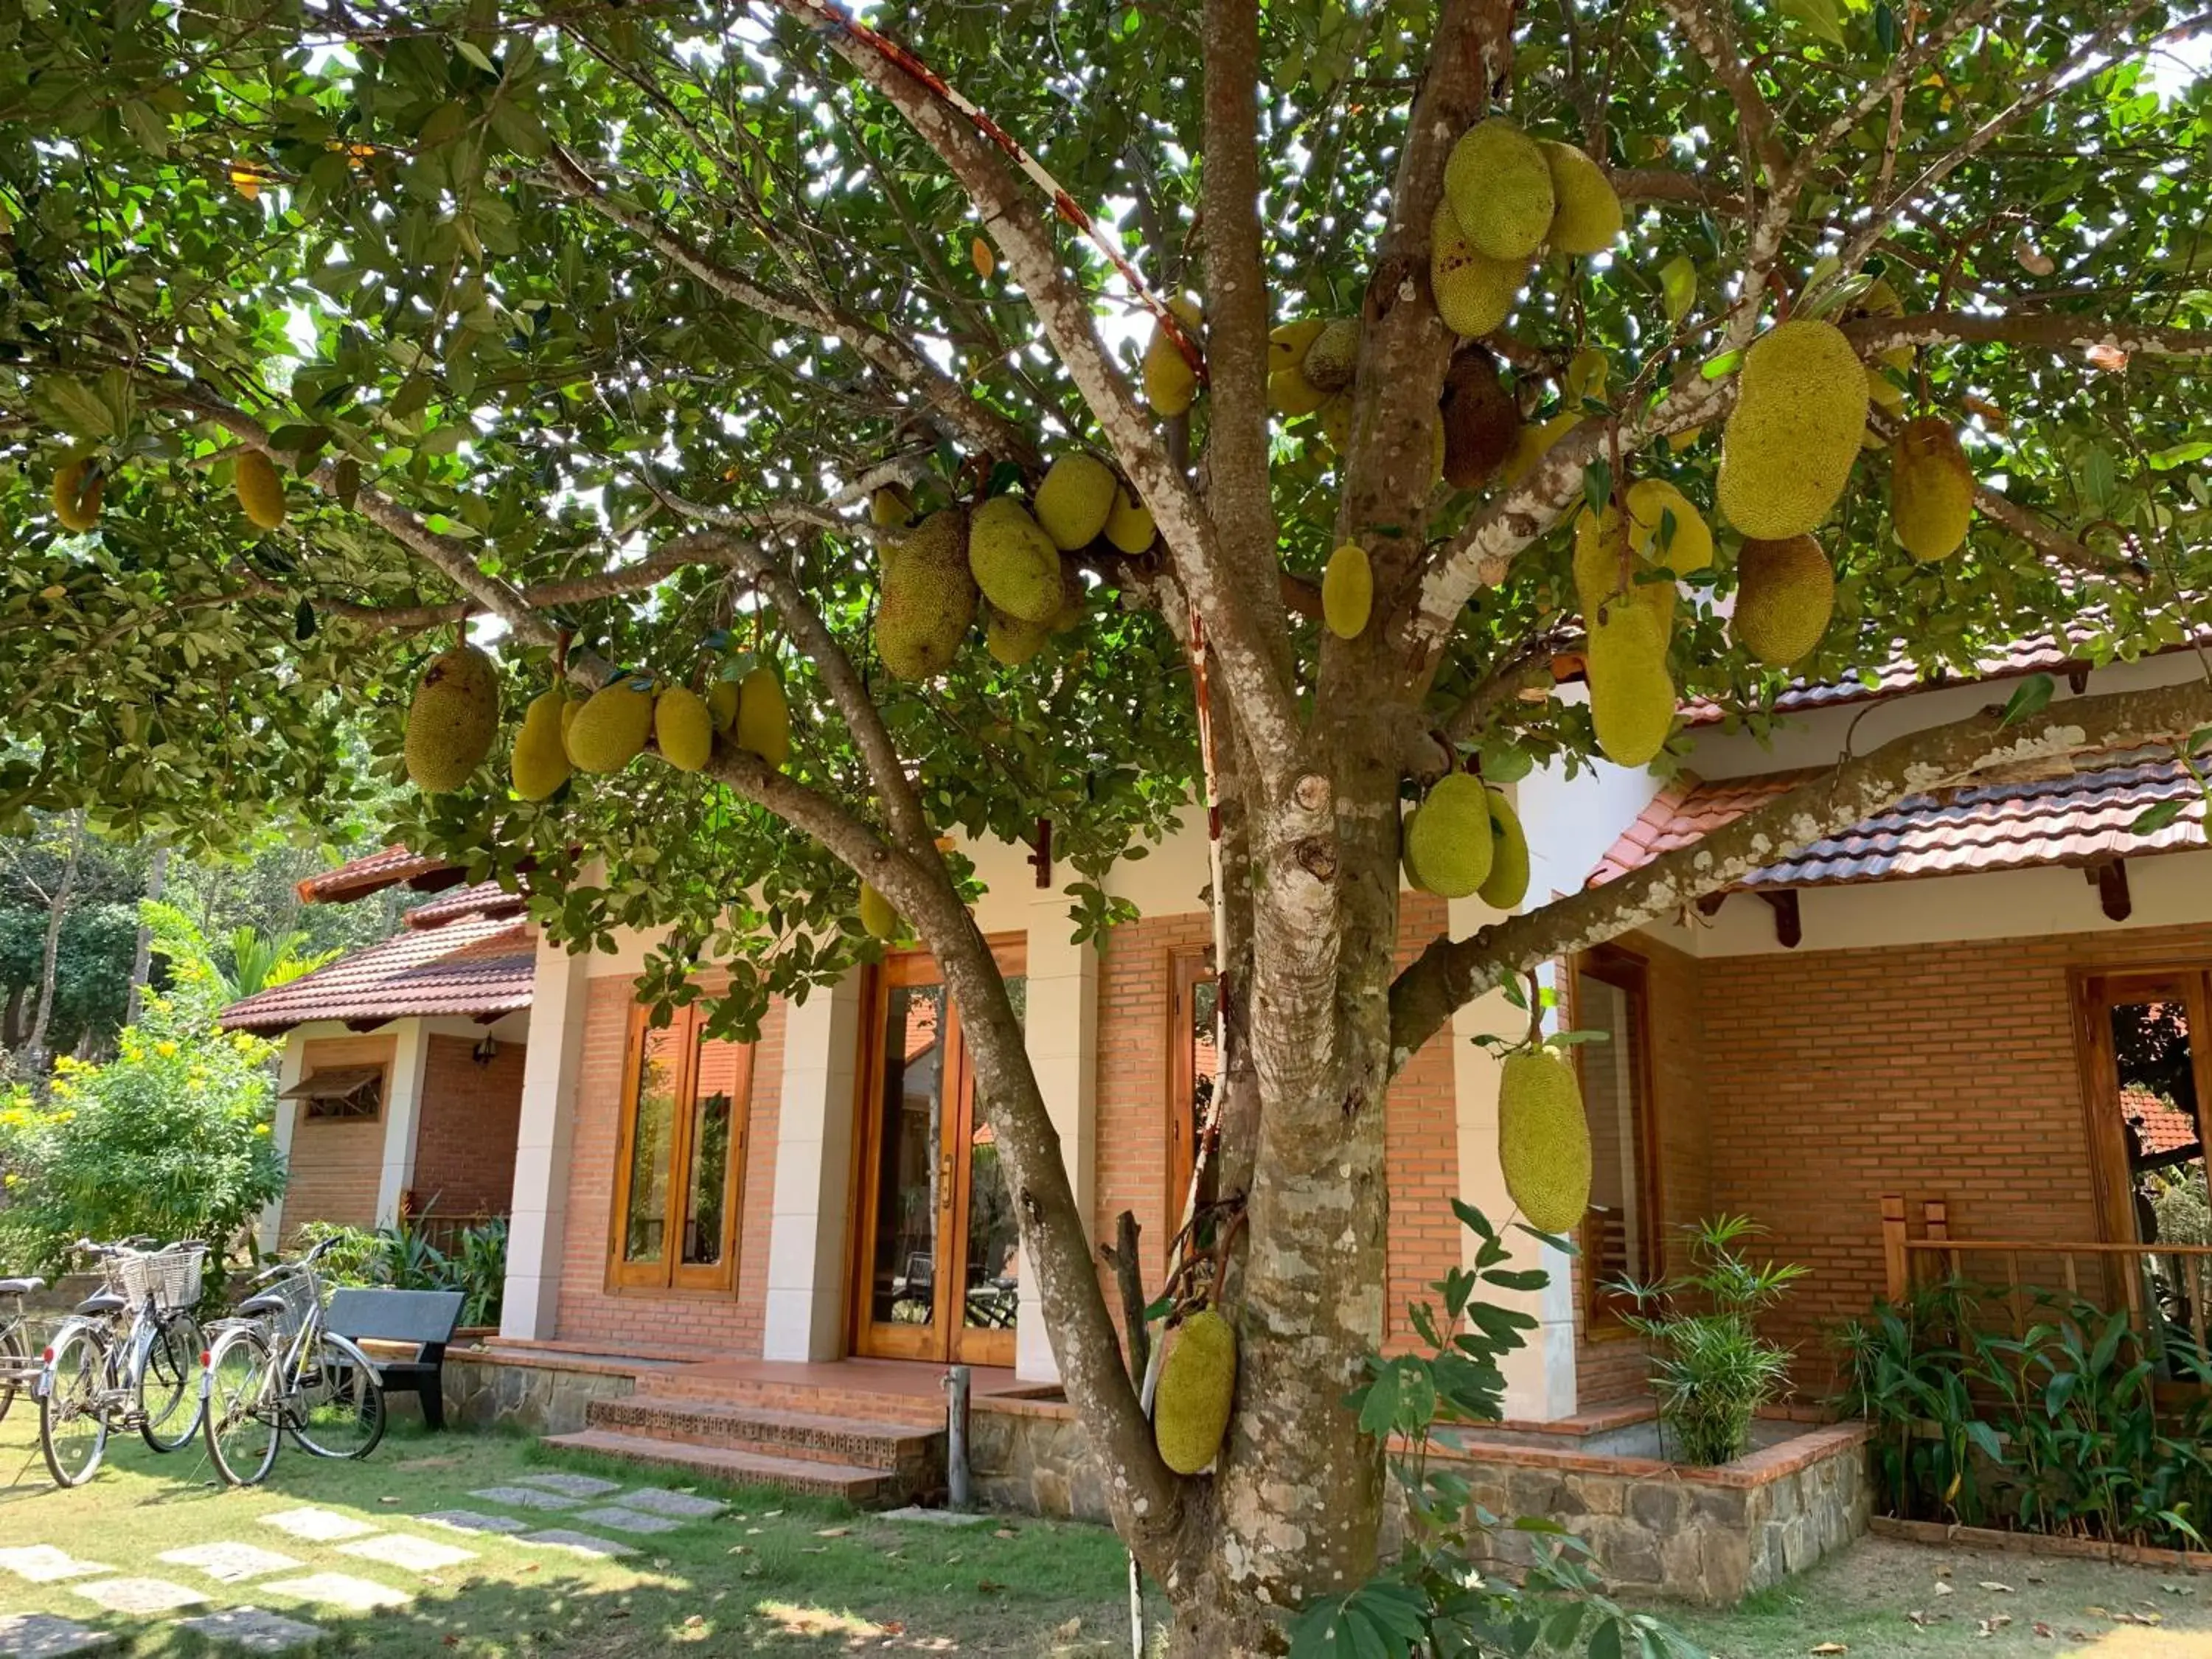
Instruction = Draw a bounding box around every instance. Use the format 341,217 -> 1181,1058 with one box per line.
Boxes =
279,1034 -> 393,1237
411,1034 -> 526,1222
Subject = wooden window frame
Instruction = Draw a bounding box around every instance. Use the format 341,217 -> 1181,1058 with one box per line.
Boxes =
606,1001 -> 754,1295
1570,943 -> 1663,1339
2072,965 -> 2212,1253
300,1070 -> 383,1123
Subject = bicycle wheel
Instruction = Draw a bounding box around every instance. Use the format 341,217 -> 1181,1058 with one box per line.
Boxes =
0,1321 -> 26,1426
204,1326 -> 282,1487
137,1310 -> 206,1453
291,1335 -> 386,1460
38,1323 -> 111,1488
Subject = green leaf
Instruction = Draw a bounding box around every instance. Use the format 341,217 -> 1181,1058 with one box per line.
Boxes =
1997,673 -> 2055,728
2129,799 -> 2186,835
1779,0 -> 1846,45
1658,255 -> 1697,324
1582,459 -> 1613,521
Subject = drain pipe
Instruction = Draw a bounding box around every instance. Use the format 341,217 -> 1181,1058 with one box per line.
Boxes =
945,1365 -> 972,1510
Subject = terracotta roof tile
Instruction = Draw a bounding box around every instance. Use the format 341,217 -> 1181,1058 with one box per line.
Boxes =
2121,1086 -> 2201,1158
403,880 -> 528,930
218,910 -> 535,1033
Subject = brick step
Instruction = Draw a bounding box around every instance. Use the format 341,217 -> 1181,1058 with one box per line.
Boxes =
630,1370 -> 947,1428
584,1397 -> 944,1474
542,1428 -> 908,1506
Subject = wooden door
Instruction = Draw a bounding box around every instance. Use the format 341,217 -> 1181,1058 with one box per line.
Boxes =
607,1004 -> 752,1294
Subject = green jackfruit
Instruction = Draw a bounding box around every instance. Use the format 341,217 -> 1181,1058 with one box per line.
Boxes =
1034,453 -> 1118,551
1573,507 -> 1675,639
877,508 -> 978,681
1154,1309 -> 1237,1475
653,686 -> 714,771
1502,412 -> 1582,487
404,644 -> 499,793
985,607 -> 1050,666
510,689 -> 572,801
1890,417 -> 1974,563
1623,478 -> 1713,574
1585,604 -> 1674,768
1322,543 -> 1373,641
1851,277 -> 1915,371
51,459 -> 102,532
1268,318 -> 1327,372
968,497 -> 1064,625
1564,347 -> 1610,409
735,665 -> 791,768
1403,772 -> 1495,899
566,679 -> 655,773
1476,787 -> 1530,911
1445,118 -> 1554,261
858,883 -> 901,942
1441,347 -> 1519,490
870,483 -> 915,530
1498,1048 -> 1593,1234
560,698 -> 580,742
1104,484 -> 1155,554
235,451 -> 287,530
1051,560 -> 1088,632
1268,364 -> 1332,418
1430,198 -> 1528,340
707,679 -> 740,732
1540,140 -> 1623,254
1732,534 -> 1835,667
1144,296 -> 1203,417
1717,319 -> 1868,539
1301,319 -> 1361,394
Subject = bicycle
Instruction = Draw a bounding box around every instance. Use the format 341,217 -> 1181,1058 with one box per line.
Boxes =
201,1234 -> 386,1486
35,1237 -> 209,1486
0,1270 -> 47,1426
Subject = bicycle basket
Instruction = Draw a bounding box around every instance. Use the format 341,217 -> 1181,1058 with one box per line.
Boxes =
260,1267 -> 320,1338
112,1245 -> 206,1312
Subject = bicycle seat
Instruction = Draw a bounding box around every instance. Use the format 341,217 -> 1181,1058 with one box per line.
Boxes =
0,1277 -> 43,1295
73,1290 -> 126,1317
237,1292 -> 290,1319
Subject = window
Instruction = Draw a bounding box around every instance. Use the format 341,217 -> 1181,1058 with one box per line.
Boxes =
285,1066 -> 383,1122
2079,971 -> 2212,1249
1571,945 -> 1660,1332
609,1003 -> 754,1293
1168,947 -> 1222,1228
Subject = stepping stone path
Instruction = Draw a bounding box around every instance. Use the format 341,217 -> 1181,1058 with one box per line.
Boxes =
336,1534 -> 477,1573
0,1613 -> 116,1658
509,1472 -> 623,1498
66,1579 -> 207,1615
0,1549 -> 111,1585
467,1484 -> 580,1512
258,1507 -> 380,1543
608,1486 -> 725,1520
175,1609 -> 326,1655
417,1510 -> 528,1536
156,1543 -> 302,1585
260,1573 -> 411,1613
881,1506 -> 991,1527
517,1529 -> 638,1559
573,1505 -> 681,1537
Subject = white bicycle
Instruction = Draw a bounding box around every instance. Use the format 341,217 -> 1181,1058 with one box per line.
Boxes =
35,1237 -> 209,1486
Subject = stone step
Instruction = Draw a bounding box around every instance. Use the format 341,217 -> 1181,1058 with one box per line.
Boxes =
584,1397 -> 943,1475
541,1429 -> 908,1506
629,1368 -> 947,1428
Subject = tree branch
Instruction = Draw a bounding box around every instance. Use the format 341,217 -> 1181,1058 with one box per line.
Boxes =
1655,0 -> 1791,184
1842,309 -> 2212,361
1439,632 -> 1573,750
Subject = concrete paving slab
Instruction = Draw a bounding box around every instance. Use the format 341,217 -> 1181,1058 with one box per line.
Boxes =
335,1534 -> 476,1573
66,1578 -> 208,1615
0,1549 -> 113,1585
416,1510 -> 528,1536
259,1573 -> 412,1612
157,1543 -> 302,1584
509,1472 -> 623,1498
257,1508 -> 380,1543
173,1608 -> 326,1654
467,1485 -> 580,1512
574,1505 -> 682,1536
516,1528 -> 638,1559
0,1613 -> 118,1658
607,1487 -> 725,1519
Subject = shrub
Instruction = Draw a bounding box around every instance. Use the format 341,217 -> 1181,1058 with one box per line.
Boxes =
288,1214 -> 505,1326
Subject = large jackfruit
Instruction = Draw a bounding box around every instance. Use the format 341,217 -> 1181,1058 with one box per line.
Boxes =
1498,1048 -> 1593,1234
985,607 -> 1051,666
1540,140 -> 1623,254
653,687 -> 714,771
1716,319 -> 1868,539
1144,296 -> 1204,417
968,497 -> 1064,625
1441,347 -> 1519,490
1732,534 -> 1835,667
1477,786 -> 1531,911
1502,412 -> 1582,488
404,644 -> 500,792
1403,772 -> 1495,899
1585,604 -> 1675,769
735,665 -> 791,768
877,508 -> 978,681
235,451 -> 287,531
1430,198 -> 1528,341
1624,478 -> 1713,574
1301,319 -> 1362,394
1322,543 -> 1373,641
870,483 -> 916,531
1268,363 -> 1333,418
1154,1308 -> 1237,1475
707,678 -> 740,732
51,459 -> 103,532
858,882 -> 901,942
510,689 -> 573,801
1268,318 -> 1328,372
1573,507 -> 1675,639
1034,453 -> 1118,551
566,679 -> 655,773
1104,484 -> 1155,554
1850,277 -> 1915,372
1444,118 -> 1554,261
1890,417 -> 1975,563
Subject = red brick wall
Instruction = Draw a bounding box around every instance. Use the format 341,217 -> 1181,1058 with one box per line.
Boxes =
279,1034 -> 393,1237
410,1034 -> 526,1222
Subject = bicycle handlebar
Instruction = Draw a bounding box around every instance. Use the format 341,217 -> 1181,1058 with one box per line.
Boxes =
252,1234 -> 338,1282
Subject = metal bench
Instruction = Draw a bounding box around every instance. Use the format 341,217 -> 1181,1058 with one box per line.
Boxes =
324,1288 -> 465,1431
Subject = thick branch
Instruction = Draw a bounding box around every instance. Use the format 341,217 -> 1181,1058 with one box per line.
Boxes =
1843,309 -> 2212,361
1440,632 -> 1573,750
1655,0 -> 1790,183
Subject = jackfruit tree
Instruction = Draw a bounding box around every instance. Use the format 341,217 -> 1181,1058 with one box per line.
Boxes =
3,0 -> 2211,1649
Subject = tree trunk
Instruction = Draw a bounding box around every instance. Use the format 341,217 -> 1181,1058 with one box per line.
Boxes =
125,841 -> 169,1027
21,810 -> 86,1084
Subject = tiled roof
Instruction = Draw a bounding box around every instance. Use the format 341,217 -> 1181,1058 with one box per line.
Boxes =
2121,1086 -> 2200,1158
1589,751 -> 2206,893
403,880 -> 528,930
219,909 -> 535,1033
295,846 -> 464,905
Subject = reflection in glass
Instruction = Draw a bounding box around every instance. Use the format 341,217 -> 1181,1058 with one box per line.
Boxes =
964,977 -> 1026,1332
872,983 -> 947,1326
683,1091 -> 733,1267
2111,1001 -> 2207,1245
622,1033 -> 678,1263
1576,970 -> 1644,1281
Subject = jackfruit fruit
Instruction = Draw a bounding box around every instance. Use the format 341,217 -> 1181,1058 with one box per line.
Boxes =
1034,453 -> 1118,551
652,686 -> 714,771
858,882 -> 901,942
1865,366 -> 1906,415
1268,364 -> 1332,418
1153,1309 -> 1236,1475
1716,319 -> 1868,539
877,508 -> 978,681
968,497 -> 1065,625
1498,1048 -> 1593,1234
51,459 -> 102,532
1573,507 -> 1674,639
735,665 -> 791,768
511,689 -> 573,801
560,698 -> 580,741
1322,543 -> 1373,640
1540,140 -> 1623,254
1104,484 -> 1155,554
1317,394 -> 1354,456
1051,560 -> 1088,632
1889,416 -> 1974,563
1403,772 -> 1495,899
1667,424 -> 1704,454
707,679 -> 740,732
1564,347 -> 1610,409
1477,787 -> 1530,911
1144,296 -> 1203,417
1503,413 -> 1582,487
870,483 -> 916,531
1268,318 -> 1328,372
985,607 -> 1050,666
1851,277 -> 1914,371
1732,534 -> 1834,667
1301,319 -> 1361,394
566,679 -> 655,773
1441,347 -> 1518,490
234,451 -> 287,531
1444,118 -> 1554,261
1624,478 -> 1714,574
1430,198 -> 1527,340
1585,604 -> 1675,768
404,644 -> 500,792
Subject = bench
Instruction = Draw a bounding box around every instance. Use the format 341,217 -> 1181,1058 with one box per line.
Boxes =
324,1288 -> 465,1431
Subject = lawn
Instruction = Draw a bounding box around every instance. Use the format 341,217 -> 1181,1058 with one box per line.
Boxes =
0,1398 -> 1149,1655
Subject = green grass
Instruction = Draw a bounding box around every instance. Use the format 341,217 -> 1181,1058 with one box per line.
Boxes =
0,1397 -> 1150,1654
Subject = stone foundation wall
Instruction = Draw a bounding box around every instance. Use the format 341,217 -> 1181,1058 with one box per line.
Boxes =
441,1351 -> 639,1434
967,1399 -> 1109,1523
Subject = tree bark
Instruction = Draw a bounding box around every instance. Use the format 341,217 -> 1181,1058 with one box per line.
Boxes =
125,841 -> 168,1029
21,810 -> 85,1085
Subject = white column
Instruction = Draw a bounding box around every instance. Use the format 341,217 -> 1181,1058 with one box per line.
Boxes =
500,938 -> 592,1340
1015,897 -> 1099,1382
1449,897 -> 1578,1422
372,1019 -> 431,1229
762,971 -> 865,1361
257,1032 -> 307,1254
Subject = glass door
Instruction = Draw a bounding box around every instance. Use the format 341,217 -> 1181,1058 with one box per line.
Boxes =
608,1004 -> 752,1294
852,943 -> 1024,1366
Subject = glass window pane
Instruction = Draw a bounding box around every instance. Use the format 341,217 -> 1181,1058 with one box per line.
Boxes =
964,976 -> 1024,1332
872,983 -> 947,1327
622,1027 -> 681,1265
2110,999 -> 2207,1245
1576,971 -> 1646,1282
1190,976 -> 1220,1206
681,1038 -> 744,1268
